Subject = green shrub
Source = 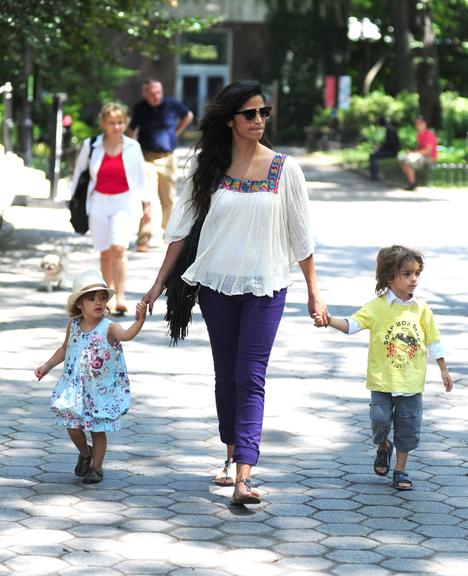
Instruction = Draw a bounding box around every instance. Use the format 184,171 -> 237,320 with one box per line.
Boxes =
335,91 -> 419,143
31,142 -> 50,172
311,91 -> 468,147
440,92 -> 468,145
63,103 -> 94,144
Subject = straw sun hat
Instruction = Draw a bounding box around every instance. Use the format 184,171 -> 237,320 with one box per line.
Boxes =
67,269 -> 115,314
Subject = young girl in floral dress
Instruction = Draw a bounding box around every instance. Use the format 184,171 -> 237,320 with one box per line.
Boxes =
35,269 -> 147,484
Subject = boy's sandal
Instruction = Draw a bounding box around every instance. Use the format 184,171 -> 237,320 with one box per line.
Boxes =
231,478 -> 261,505
74,444 -> 92,477
82,468 -> 104,484
393,470 -> 413,491
373,440 -> 393,477
213,458 -> 234,486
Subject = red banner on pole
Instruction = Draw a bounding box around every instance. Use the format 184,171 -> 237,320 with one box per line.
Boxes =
324,76 -> 336,109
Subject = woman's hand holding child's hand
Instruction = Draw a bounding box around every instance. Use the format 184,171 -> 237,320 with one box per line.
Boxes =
313,312 -> 330,328
135,301 -> 147,323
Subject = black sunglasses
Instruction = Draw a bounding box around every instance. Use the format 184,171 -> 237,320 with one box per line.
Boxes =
234,106 -> 272,121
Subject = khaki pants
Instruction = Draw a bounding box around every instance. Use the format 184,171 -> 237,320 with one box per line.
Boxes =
137,151 -> 176,245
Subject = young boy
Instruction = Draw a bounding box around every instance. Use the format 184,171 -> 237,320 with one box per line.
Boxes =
315,245 -> 453,490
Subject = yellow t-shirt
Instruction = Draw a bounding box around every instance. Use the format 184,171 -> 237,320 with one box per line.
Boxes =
352,295 -> 440,393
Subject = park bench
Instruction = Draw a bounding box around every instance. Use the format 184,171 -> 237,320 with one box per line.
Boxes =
345,156 -> 468,188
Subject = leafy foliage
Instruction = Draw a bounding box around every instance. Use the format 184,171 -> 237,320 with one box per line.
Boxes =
0,0 -> 210,150
265,0 -> 467,142
313,90 -> 468,149
0,1 -> 206,86
265,0 -> 349,143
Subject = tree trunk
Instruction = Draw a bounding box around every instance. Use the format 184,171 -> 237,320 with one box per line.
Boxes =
19,41 -> 33,165
316,0 -> 349,77
409,1 -> 442,128
327,0 -> 350,77
390,0 -> 417,93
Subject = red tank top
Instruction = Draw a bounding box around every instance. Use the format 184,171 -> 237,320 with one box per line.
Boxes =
95,153 -> 129,194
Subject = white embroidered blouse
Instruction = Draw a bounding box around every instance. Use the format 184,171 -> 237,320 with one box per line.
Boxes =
164,153 -> 315,297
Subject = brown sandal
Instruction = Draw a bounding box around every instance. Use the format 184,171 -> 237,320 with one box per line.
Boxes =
231,479 -> 261,505
213,458 -> 234,486
74,445 -> 92,477
82,468 -> 104,484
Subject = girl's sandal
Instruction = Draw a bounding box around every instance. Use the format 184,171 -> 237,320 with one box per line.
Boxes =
82,468 -> 104,484
213,458 -> 234,487
231,478 -> 261,505
74,444 -> 92,477
393,470 -> 413,491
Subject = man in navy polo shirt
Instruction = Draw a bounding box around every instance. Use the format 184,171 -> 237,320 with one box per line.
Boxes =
129,79 -> 193,251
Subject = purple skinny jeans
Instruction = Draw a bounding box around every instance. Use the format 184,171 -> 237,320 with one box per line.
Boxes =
198,285 -> 286,466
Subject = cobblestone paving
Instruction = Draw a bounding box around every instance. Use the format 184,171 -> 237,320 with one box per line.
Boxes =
1,156 -> 467,575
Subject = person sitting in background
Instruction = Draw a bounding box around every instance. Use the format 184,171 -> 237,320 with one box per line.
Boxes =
369,117 -> 400,181
399,116 -> 437,191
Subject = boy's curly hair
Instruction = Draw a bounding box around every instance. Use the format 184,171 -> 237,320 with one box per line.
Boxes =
375,245 -> 424,296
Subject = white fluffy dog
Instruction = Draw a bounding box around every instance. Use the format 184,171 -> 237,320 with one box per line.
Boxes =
40,250 -> 70,292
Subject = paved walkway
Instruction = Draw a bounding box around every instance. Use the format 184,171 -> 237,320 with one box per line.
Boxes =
0,156 -> 467,576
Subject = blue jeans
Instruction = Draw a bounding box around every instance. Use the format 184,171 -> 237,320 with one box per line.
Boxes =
370,392 -> 422,453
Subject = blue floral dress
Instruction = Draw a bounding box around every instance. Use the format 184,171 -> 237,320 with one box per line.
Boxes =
51,317 -> 131,431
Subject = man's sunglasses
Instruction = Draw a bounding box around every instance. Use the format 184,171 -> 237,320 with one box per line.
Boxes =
234,106 -> 272,121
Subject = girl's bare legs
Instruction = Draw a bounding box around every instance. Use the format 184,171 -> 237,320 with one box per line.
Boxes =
67,428 -> 90,457
90,431 -> 107,471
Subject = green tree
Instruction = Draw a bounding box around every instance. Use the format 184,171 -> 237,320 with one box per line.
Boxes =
408,0 -> 441,127
431,0 -> 468,95
0,0 -> 209,163
265,0 -> 349,143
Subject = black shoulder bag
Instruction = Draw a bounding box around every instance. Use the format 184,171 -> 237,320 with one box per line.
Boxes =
69,135 -> 97,234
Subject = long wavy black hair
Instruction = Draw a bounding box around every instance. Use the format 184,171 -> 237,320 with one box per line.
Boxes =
191,80 -> 272,217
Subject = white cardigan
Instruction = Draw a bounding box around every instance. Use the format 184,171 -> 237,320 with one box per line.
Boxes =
70,134 -> 151,215
165,154 -> 315,297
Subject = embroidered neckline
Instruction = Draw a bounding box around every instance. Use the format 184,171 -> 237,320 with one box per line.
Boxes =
220,154 -> 286,194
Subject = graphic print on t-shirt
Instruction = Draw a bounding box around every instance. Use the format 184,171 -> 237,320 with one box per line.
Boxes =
384,319 -> 421,369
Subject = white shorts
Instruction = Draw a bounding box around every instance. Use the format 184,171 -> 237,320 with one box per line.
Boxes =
398,151 -> 433,170
88,191 -> 134,252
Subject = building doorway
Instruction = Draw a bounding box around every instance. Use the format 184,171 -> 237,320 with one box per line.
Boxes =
177,31 -> 231,121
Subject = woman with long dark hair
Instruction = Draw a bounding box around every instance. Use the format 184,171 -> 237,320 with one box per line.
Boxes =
143,80 -> 328,504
